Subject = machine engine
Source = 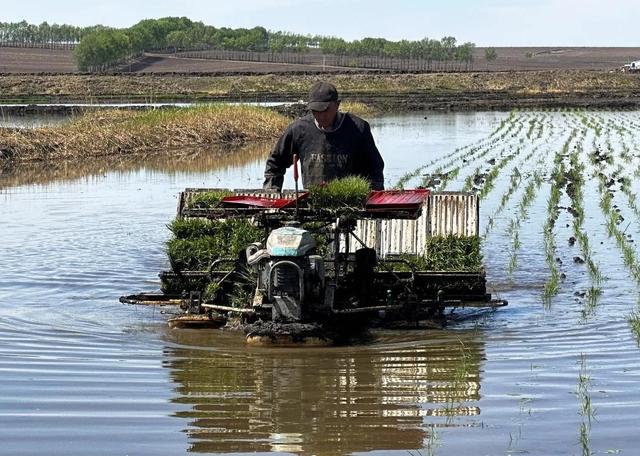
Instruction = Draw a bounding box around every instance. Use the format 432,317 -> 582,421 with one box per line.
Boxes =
247,226 -> 325,322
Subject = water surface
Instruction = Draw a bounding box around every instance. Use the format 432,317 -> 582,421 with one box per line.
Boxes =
2,110 -> 640,455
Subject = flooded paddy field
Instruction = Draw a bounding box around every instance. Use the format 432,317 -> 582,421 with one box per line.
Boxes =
2,109 -> 640,455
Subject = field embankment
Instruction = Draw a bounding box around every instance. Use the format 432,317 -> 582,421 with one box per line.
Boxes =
0,105 -> 288,163
2,46 -> 639,74
1,71 -> 640,111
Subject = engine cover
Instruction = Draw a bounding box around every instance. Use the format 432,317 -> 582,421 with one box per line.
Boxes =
266,226 -> 316,257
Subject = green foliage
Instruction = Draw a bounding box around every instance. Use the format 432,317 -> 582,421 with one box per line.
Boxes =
0,20 -> 101,47
309,176 -> 371,210
394,235 -> 483,272
74,29 -> 131,71
166,218 -> 263,271
160,273 -> 210,295
186,190 -> 234,209
484,47 -> 497,62
320,35 -> 474,62
68,15 -> 476,71
168,218 -> 221,239
203,281 -> 220,301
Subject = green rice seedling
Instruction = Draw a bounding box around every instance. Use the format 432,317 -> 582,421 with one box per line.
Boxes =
160,273 -> 211,295
542,268 -> 560,303
507,253 -> 518,276
577,354 -> 596,424
437,167 -> 460,190
187,189 -> 234,209
506,218 -> 522,276
392,119 -> 510,190
581,287 -> 603,320
518,181 -> 536,217
579,422 -> 591,456
627,309 -> 640,345
203,281 -> 220,301
462,171 -> 477,192
166,236 -> 227,271
309,176 -> 371,210
542,162 -> 562,306
395,236 -> 483,272
423,235 -> 483,271
168,218 -> 220,239
166,219 -> 263,272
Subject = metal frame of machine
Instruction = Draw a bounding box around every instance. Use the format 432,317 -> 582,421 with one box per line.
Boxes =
121,187 -> 506,335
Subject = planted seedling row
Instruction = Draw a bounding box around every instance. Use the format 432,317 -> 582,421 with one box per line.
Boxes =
482,142 -> 547,237
541,132 -> 577,305
393,112 -> 521,189
422,118 -> 528,190
565,141 -> 604,319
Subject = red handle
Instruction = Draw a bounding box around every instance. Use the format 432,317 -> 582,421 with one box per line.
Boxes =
293,154 -> 299,181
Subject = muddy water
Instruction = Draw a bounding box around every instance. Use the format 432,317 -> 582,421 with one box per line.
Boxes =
2,110 -> 640,455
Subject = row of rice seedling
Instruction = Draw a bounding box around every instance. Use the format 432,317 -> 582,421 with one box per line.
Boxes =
466,112 -> 559,201
591,152 -> 640,284
393,112 -> 520,189
486,113 -> 570,277
477,151 -> 522,200
542,145 -> 567,304
516,171 -> 544,219
576,353 -> 595,456
586,117 -> 640,341
418,118 -> 527,190
394,110 -> 531,190
481,167 -> 522,236
566,142 -> 605,319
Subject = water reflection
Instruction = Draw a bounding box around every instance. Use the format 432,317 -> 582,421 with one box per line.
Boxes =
0,141 -> 271,189
163,330 -> 484,454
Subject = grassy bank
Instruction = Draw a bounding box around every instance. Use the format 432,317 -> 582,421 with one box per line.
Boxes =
0,105 -> 289,162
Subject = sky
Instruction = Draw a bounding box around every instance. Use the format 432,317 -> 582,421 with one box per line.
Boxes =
3,0 -> 639,47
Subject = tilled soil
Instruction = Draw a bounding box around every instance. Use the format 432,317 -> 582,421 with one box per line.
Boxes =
1,70 -> 640,111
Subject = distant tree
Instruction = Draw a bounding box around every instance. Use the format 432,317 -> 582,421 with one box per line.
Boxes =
456,42 -> 475,69
484,47 -> 497,62
66,16 -> 477,71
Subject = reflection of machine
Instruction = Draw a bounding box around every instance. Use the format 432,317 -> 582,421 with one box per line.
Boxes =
164,330 -> 484,454
122,186 -> 506,340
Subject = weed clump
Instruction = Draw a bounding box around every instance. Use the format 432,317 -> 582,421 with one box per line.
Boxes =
309,176 -> 371,210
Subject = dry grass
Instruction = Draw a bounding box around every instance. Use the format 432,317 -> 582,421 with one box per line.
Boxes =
2,71 -> 639,104
340,101 -> 377,118
0,105 -> 289,162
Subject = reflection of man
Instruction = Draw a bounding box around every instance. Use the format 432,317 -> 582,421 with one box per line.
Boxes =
263,81 -> 385,191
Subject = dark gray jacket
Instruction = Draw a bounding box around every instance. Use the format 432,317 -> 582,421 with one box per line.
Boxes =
263,112 -> 385,191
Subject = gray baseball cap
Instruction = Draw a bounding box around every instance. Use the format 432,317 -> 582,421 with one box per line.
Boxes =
308,81 -> 339,111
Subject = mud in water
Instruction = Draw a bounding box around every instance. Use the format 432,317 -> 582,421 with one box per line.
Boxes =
2,110 -> 640,455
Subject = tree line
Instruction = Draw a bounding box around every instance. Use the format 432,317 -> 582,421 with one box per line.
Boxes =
0,21 -> 102,48
1,18 -> 478,72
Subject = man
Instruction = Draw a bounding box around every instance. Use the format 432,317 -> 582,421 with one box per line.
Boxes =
263,81 -> 385,191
